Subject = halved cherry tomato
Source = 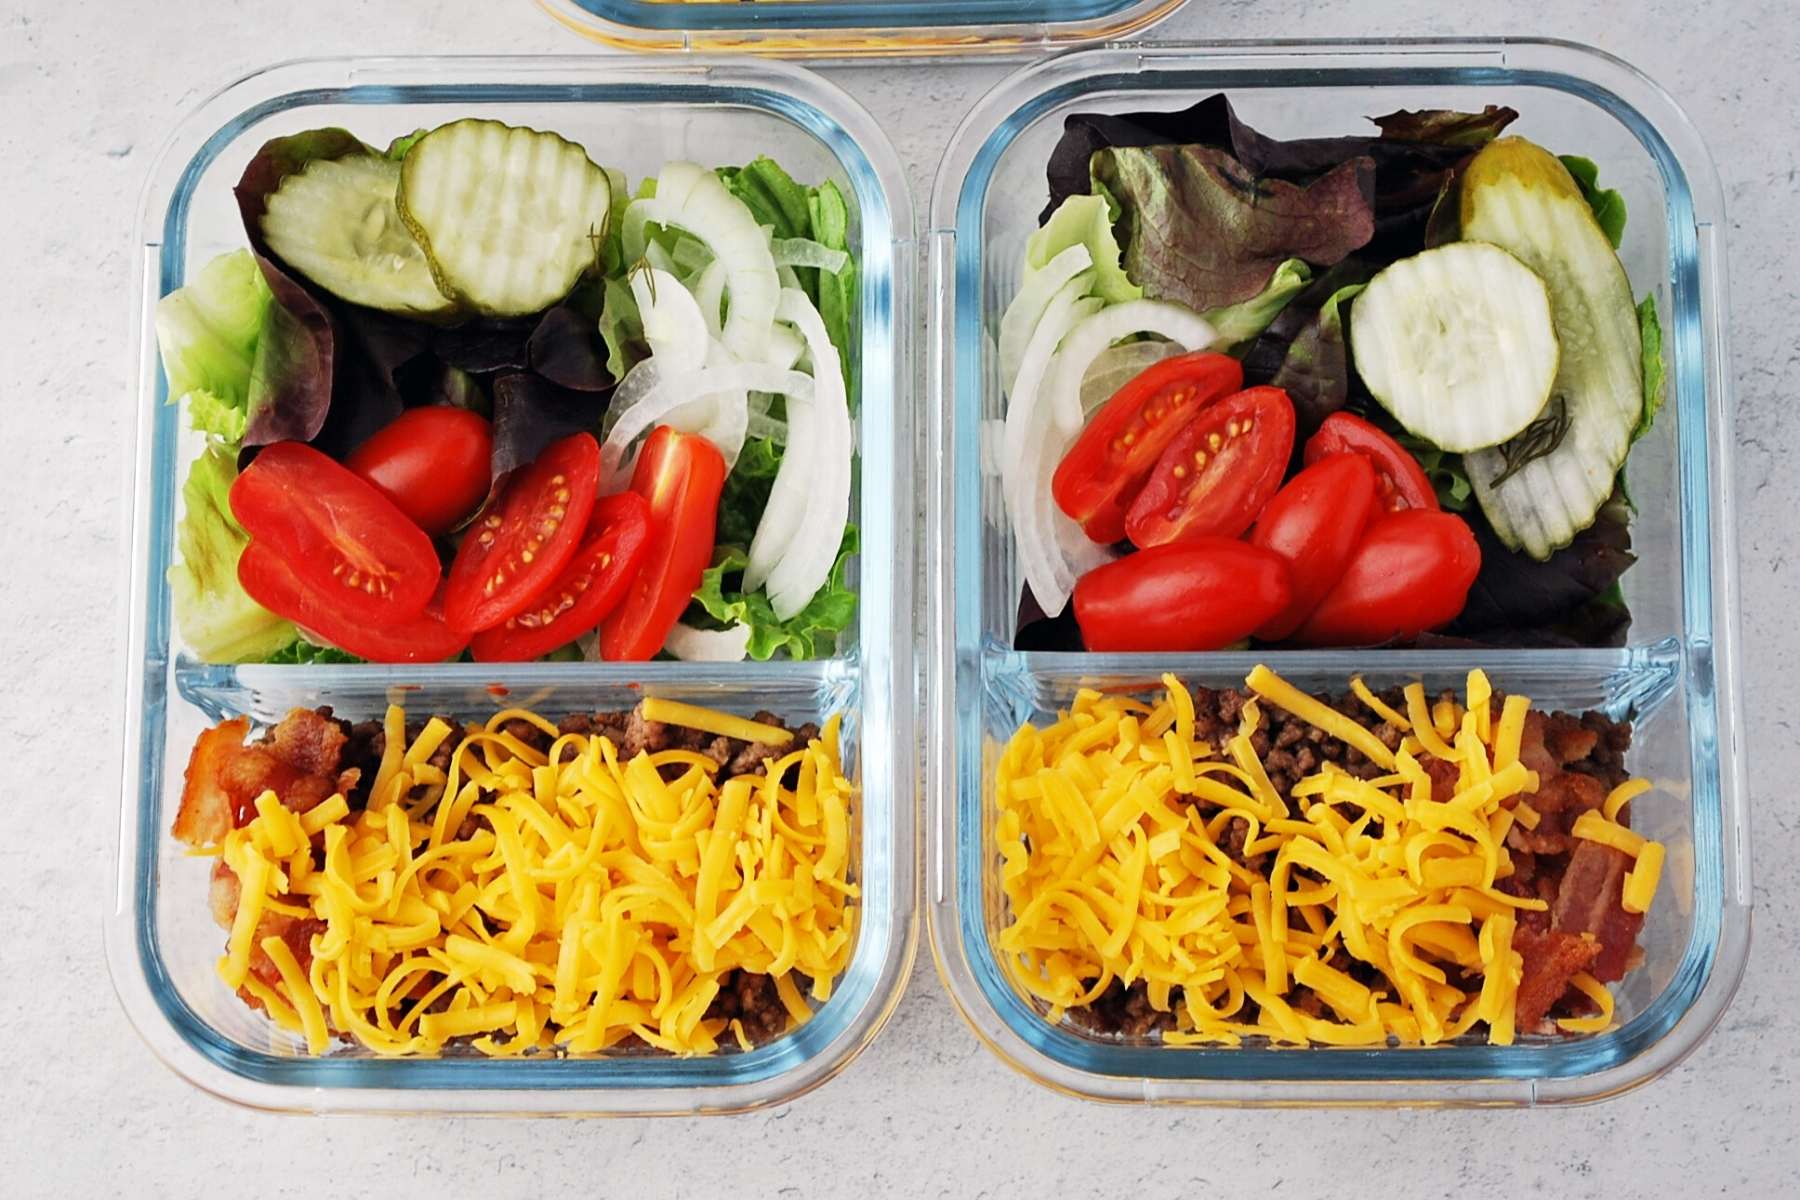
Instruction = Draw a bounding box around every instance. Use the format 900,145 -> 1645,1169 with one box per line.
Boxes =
238,542 -> 469,663
346,406 -> 494,537
599,427 -> 727,662
229,441 -> 440,627
1052,352 -> 1243,544
1303,412 -> 1438,513
1072,538 -> 1291,652
1250,452 -> 1379,642
443,432 -> 600,634
1291,510 -> 1481,646
1123,386 -> 1296,548
470,492 -> 652,662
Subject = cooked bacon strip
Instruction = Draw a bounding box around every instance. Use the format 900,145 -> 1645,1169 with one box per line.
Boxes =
172,717 -> 250,847
1514,927 -> 1601,1031
1552,840 -> 1645,982
170,711 -> 359,847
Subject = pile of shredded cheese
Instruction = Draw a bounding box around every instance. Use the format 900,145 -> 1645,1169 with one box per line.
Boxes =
994,665 -> 1663,1046
212,700 -> 858,1056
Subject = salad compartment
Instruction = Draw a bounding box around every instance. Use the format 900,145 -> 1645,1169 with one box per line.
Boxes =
112,56 -> 917,1115
925,41 -> 1748,1104
540,0 -> 1188,57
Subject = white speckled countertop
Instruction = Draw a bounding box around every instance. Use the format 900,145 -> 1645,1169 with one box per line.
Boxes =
4,0 -> 1796,1194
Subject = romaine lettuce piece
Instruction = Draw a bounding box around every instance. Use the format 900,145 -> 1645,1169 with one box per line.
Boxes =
168,445 -> 297,663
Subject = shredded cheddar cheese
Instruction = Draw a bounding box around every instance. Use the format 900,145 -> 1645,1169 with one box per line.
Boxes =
994,667 -> 1662,1047
212,703 -> 856,1057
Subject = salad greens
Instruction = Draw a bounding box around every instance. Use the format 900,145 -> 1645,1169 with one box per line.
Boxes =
1011,92 -> 1664,649
168,446 -> 300,663
1092,144 -> 1373,314
156,120 -> 862,664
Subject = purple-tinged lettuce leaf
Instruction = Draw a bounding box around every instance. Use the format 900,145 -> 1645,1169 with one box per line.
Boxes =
430,320 -> 532,375
1447,504 -> 1635,643
490,373 -> 612,482
241,252 -> 335,446
1373,107 -> 1521,148
528,304 -> 613,392
1092,144 -> 1375,313
230,131 -> 377,447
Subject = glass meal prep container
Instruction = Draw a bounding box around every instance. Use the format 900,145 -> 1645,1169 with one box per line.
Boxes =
924,39 -> 1751,1105
108,55 -> 918,1116
539,0 -> 1188,57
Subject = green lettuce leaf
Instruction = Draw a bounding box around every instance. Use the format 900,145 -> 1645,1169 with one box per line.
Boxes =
169,445 -> 298,663
716,436 -> 783,547
1635,295 -> 1665,439
1202,257 -> 1311,346
719,158 -> 856,395
1027,193 -> 1141,304
597,275 -> 644,382
1559,155 -> 1627,249
263,638 -> 362,665
154,249 -> 272,437
1393,430 -> 1474,512
689,527 -> 859,661
808,178 -> 857,397
1091,144 -> 1376,314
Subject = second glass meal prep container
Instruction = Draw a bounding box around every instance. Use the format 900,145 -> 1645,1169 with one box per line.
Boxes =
108,54 -> 919,1116
924,39 -> 1750,1105
539,0 -> 1189,57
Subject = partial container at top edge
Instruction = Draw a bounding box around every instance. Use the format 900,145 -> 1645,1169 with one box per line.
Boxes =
537,0 -> 1188,57
924,39 -> 1749,1105
110,55 -> 917,1116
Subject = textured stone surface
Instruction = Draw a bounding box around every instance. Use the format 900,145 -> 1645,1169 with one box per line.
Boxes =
2,0 -> 1795,1194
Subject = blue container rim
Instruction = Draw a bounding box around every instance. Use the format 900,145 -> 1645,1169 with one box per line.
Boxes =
562,0 -> 1151,32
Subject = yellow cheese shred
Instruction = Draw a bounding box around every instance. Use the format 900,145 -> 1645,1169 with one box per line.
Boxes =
995,665 -> 1662,1048
206,700 -> 855,1058
638,698 -> 796,747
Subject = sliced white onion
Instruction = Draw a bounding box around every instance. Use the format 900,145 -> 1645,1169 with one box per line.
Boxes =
1046,300 -> 1220,434
1001,277 -> 1103,617
764,323 -> 805,371
747,409 -> 788,445
752,288 -> 853,620
629,267 -> 708,377
777,264 -> 802,292
693,259 -> 727,341
998,245 -> 1093,393
642,239 -> 679,279
1079,339 -> 1184,417
772,237 -> 850,274
620,161 -> 777,361
671,234 -> 714,278
665,621 -> 751,662
601,358 -> 811,488
745,392 -> 815,595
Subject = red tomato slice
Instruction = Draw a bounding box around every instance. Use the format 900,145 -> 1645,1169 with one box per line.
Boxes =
470,492 -> 653,662
1291,510 -> 1482,646
1123,386 -> 1296,548
238,542 -> 468,663
229,441 -> 440,626
443,432 -> 600,634
346,406 -> 494,537
1250,452 -> 1379,642
1052,352 -> 1244,544
1303,412 -> 1438,512
1072,538 -> 1291,653
599,427 -> 727,662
